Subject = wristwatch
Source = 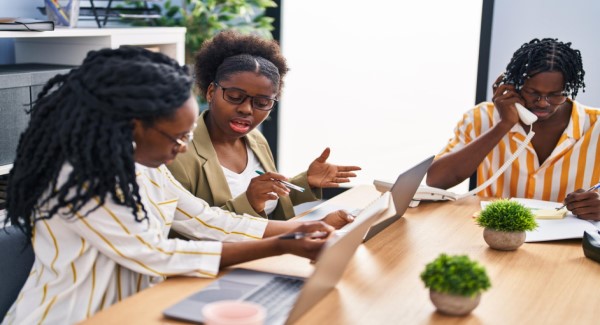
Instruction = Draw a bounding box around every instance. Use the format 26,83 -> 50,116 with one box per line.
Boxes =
582,230 -> 600,264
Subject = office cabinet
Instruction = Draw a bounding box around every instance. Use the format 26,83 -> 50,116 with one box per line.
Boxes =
0,64 -> 74,173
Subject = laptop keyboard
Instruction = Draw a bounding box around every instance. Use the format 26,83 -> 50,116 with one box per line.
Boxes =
245,276 -> 304,323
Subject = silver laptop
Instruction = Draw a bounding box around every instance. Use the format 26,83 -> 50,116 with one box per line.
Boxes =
163,191 -> 390,325
296,155 -> 434,242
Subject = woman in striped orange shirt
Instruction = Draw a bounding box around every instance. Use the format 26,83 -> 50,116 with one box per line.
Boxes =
427,38 -> 600,221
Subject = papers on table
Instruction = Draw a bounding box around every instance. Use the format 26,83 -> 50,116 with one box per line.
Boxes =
480,198 -> 600,242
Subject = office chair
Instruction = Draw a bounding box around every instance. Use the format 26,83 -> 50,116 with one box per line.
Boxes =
0,225 -> 34,322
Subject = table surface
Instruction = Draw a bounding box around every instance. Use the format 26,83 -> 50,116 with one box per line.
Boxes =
82,185 -> 600,325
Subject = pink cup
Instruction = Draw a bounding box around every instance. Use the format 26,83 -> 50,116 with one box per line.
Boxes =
202,300 -> 266,325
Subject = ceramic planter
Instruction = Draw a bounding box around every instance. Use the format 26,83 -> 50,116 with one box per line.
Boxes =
483,228 -> 526,250
429,290 -> 481,316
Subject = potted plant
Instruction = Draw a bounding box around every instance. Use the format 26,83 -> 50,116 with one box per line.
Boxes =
420,254 -> 491,316
475,199 -> 538,250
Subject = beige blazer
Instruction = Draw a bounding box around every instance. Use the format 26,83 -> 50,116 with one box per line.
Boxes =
167,110 -> 321,220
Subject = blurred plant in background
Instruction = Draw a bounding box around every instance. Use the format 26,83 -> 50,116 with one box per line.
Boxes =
128,0 -> 277,63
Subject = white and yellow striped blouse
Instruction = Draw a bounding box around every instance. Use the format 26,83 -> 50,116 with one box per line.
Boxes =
3,163 -> 268,325
438,100 -> 600,202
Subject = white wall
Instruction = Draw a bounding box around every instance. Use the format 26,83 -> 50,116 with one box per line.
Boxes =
488,0 -> 600,104
280,1 -> 483,190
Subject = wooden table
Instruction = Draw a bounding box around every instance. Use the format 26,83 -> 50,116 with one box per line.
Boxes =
83,185 -> 600,325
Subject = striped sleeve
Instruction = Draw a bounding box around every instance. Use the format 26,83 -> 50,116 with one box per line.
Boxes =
160,166 -> 268,242
59,194 -> 223,278
436,103 -> 491,157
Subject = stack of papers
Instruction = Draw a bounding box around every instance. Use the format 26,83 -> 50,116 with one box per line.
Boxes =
480,198 -> 600,242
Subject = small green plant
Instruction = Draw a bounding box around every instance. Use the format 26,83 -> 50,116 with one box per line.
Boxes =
476,199 -> 538,232
420,254 -> 491,297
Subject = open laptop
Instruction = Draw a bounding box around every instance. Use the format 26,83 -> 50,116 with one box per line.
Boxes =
163,191 -> 391,325
296,155 -> 434,242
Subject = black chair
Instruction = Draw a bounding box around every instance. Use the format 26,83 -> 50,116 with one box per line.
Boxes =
0,226 -> 35,322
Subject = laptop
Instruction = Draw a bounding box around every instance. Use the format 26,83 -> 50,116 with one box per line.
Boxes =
296,155 -> 434,242
163,191 -> 391,325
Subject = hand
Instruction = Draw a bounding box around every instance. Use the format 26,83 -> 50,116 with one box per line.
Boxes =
322,210 -> 355,229
277,221 -> 335,260
246,171 -> 290,213
564,189 -> 600,221
307,148 -> 361,188
491,74 -> 526,127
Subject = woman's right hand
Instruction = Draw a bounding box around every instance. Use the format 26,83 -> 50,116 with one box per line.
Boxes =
246,171 -> 290,213
491,74 -> 525,127
276,221 -> 334,261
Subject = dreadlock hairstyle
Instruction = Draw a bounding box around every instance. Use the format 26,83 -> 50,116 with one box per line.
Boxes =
503,38 -> 585,99
6,46 -> 193,237
194,30 -> 289,99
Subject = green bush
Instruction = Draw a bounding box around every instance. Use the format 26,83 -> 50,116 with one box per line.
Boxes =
476,199 -> 538,232
420,254 -> 491,297
128,0 -> 278,63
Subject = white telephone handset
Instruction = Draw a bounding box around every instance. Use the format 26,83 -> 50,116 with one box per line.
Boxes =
515,102 -> 538,126
406,103 -> 538,206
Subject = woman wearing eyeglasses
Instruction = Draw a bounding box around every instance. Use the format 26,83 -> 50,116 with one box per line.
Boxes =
427,38 -> 600,221
167,31 -> 361,221
4,47 -> 350,324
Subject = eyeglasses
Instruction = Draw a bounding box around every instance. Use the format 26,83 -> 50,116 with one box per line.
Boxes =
214,82 -> 277,111
151,124 -> 196,150
520,89 -> 568,105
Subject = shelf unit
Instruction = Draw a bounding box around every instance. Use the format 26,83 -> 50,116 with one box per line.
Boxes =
1,27 -> 186,65
0,27 -> 186,176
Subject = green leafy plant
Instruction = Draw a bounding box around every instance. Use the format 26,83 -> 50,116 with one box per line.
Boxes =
476,199 -> 538,232
128,0 -> 277,63
420,254 -> 491,297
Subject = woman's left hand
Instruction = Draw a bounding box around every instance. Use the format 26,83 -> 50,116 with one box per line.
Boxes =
307,148 -> 361,188
564,189 -> 600,221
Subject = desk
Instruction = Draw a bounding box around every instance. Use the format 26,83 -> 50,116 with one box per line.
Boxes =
82,185 -> 600,324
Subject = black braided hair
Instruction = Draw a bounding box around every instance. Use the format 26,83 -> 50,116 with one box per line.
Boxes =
503,38 -> 585,98
6,46 -> 193,237
194,30 -> 289,99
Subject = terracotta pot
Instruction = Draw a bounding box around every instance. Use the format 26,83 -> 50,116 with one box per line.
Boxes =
483,228 -> 526,250
429,290 -> 481,316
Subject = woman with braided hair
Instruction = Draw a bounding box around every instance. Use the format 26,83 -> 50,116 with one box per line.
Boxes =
427,38 -> 600,221
3,47 -> 350,324
168,30 -> 361,220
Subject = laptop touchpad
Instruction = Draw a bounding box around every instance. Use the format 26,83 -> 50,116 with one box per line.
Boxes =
190,280 -> 257,303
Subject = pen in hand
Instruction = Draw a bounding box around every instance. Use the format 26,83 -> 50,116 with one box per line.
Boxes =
278,231 -> 329,240
556,182 -> 600,210
255,170 -> 305,192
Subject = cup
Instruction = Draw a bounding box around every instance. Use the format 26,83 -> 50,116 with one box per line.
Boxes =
202,300 -> 266,325
45,0 -> 80,28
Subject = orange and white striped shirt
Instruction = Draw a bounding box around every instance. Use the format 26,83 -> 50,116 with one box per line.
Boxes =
3,164 -> 268,325
437,101 -> 600,202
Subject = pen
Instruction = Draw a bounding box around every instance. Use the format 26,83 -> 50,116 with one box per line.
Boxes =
556,182 -> 600,210
278,231 -> 329,240
255,170 -> 305,192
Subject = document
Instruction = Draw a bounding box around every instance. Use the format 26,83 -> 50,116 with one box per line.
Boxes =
509,198 -> 567,219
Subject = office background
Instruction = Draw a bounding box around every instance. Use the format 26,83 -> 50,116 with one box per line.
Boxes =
1,0 -> 599,192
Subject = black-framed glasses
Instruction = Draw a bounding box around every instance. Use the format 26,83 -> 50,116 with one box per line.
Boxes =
520,89 -> 568,105
214,82 -> 277,111
151,124 -> 196,150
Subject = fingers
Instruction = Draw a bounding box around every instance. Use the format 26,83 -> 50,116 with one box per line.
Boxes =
322,210 -> 354,229
338,166 -> 362,172
564,190 -> 600,220
315,147 -> 331,163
